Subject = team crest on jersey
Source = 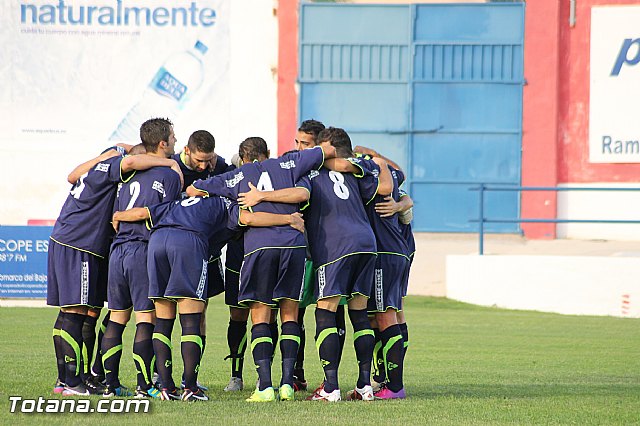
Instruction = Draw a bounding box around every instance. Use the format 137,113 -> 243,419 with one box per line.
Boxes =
152,181 -> 166,197
280,160 -> 296,170
220,196 -> 232,209
95,163 -> 110,172
225,171 -> 244,188
372,169 -> 380,178
308,170 -> 320,179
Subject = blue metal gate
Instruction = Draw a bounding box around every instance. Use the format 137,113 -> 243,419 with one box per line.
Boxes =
298,2 -> 525,232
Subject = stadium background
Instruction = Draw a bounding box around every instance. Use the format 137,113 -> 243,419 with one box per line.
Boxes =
1,0 -> 640,317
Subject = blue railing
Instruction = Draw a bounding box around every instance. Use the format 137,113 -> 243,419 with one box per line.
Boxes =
470,184 -> 640,255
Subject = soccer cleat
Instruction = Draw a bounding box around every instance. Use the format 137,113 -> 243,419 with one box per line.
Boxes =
345,385 -> 374,401
293,376 -> 308,392
134,385 -> 161,399
102,385 -> 133,397
279,384 -> 294,401
306,384 -> 341,402
62,383 -> 90,396
181,388 -> 209,402
159,388 -> 181,401
223,377 -> 244,392
84,376 -> 106,394
180,378 -> 209,392
53,379 -> 65,394
373,384 -> 406,400
246,386 -> 276,402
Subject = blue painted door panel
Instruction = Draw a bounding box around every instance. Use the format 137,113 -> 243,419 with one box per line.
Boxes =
299,3 -> 525,233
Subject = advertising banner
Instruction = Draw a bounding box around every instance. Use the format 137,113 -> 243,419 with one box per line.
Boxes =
590,6 -> 640,163
0,226 -> 52,298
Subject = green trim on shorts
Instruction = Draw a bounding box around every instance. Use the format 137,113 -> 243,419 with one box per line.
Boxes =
313,252 -> 377,270
243,245 -> 306,258
238,298 -> 277,308
225,267 -> 240,275
49,237 -> 104,259
377,251 -> 411,261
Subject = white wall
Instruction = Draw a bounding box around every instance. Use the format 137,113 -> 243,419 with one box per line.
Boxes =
0,0 -> 278,225
447,255 -> 640,318
557,183 -> 640,241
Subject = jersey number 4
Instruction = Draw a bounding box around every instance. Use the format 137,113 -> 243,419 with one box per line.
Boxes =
256,172 -> 274,192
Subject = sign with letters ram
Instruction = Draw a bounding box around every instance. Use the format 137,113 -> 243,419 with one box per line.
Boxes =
590,6 -> 640,163
0,226 -> 52,298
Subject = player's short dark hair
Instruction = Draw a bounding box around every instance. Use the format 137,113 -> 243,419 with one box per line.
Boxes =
298,119 -> 325,142
140,118 -> 173,153
129,144 -> 146,155
317,127 -> 353,158
239,137 -> 269,162
187,130 -> 215,153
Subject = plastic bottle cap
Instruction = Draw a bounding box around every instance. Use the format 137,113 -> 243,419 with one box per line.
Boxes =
194,41 -> 208,55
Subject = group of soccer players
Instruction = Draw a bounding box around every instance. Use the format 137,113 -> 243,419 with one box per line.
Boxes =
47,117 -> 416,402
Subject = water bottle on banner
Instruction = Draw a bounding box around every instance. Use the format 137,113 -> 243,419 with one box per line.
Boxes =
109,40 -> 208,142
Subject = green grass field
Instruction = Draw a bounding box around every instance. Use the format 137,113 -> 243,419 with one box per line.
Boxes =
1,296 -> 638,425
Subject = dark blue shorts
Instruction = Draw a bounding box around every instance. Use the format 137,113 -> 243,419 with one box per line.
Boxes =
147,228 -> 208,301
315,254 -> 376,301
402,253 -> 415,297
224,239 -> 245,308
367,254 -> 410,313
108,242 -> 154,312
207,255 -> 225,299
47,239 -> 108,308
238,247 -> 306,307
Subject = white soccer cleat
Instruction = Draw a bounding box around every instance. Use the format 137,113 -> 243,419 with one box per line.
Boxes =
346,384 -> 374,401
306,384 -> 341,402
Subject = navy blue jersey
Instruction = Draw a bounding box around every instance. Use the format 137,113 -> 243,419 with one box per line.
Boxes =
398,190 -> 416,256
297,166 -> 377,267
192,147 -> 324,255
363,162 -> 410,258
147,196 -> 242,251
112,166 -> 181,247
50,155 -> 128,257
173,152 -> 232,191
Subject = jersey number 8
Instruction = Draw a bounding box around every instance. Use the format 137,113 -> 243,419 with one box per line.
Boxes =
329,171 -> 349,200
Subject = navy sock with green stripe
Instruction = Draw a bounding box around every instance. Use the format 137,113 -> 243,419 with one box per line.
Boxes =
315,308 -> 340,393
226,320 -> 248,379
349,309 -> 375,388
280,321 -> 300,387
153,318 -> 175,391
60,312 -> 86,387
81,315 -> 98,382
133,322 -> 155,389
372,327 -> 386,384
399,322 -> 409,357
251,323 -> 273,391
180,313 -> 203,392
336,305 -> 347,364
91,312 -> 109,378
102,320 -> 126,389
380,324 -> 405,393
53,311 -> 66,383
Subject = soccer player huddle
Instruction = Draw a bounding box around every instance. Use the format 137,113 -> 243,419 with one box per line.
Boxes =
47,118 -> 416,403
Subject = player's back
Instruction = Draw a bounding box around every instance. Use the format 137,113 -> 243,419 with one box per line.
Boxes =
149,196 -> 238,249
112,166 -> 181,247
364,165 -> 410,258
299,168 -> 376,266
51,155 -> 124,257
